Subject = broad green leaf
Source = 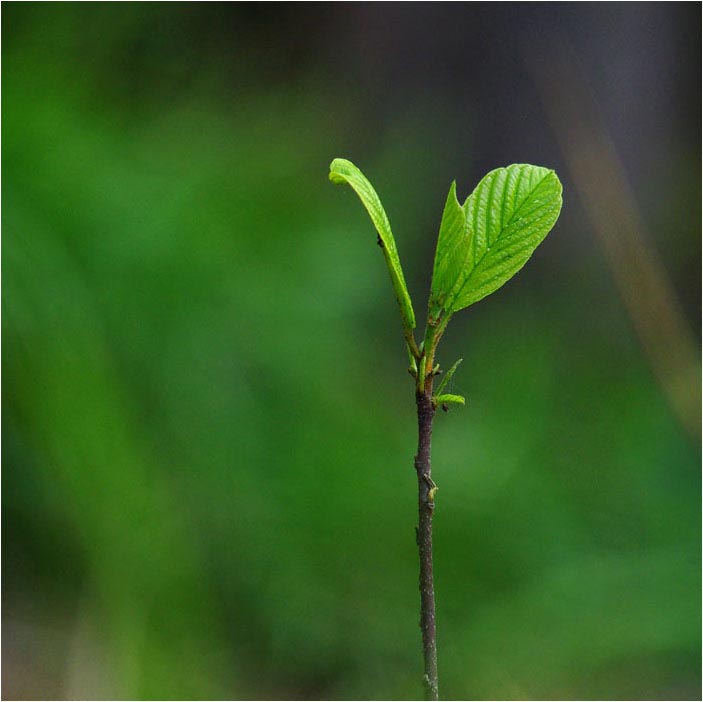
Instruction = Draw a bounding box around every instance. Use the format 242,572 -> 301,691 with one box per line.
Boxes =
329,158 -> 416,330
434,393 -> 465,406
446,164 -> 562,312
434,358 -> 463,396
429,181 -> 466,315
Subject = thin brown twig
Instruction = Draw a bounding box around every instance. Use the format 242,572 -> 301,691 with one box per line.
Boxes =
415,381 -> 439,700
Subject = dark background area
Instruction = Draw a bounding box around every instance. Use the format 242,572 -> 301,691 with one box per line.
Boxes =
3,3 -> 701,700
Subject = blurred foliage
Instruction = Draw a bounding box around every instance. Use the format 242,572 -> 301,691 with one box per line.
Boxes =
2,4 -> 700,700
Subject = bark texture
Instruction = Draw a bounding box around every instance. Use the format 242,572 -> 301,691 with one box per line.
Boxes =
415,389 -> 438,701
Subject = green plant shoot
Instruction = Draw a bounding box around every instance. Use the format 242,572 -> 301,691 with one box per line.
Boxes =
329,157 -> 563,700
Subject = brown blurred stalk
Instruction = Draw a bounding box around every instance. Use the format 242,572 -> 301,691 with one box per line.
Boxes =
530,43 -> 701,441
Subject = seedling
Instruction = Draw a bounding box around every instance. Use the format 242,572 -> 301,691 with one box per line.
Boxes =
329,158 -> 563,700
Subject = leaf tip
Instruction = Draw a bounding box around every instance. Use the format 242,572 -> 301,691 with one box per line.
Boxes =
329,157 -> 353,184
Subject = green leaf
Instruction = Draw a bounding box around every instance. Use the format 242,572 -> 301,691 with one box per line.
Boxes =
434,358 -> 463,396
433,393 -> 465,406
445,164 -> 562,312
329,158 -> 416,330
430,181 -> 467,316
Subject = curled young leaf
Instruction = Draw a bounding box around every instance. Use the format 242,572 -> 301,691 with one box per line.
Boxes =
433,393 -> 465,407
329,158 -> 416,331
433,358 -> 463,397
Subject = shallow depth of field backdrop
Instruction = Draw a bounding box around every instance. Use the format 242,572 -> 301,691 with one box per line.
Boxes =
3,4 -> 701,700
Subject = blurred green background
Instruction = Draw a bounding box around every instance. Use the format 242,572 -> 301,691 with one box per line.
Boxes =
2,3 -> 701,700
